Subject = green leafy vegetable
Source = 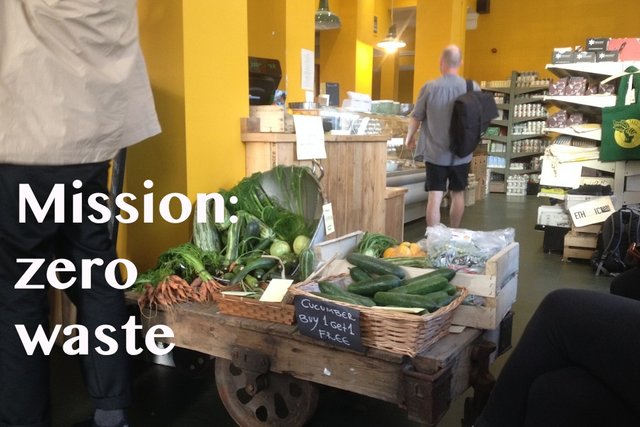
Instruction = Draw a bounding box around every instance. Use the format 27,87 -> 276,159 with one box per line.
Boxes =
357,232 -> 398,258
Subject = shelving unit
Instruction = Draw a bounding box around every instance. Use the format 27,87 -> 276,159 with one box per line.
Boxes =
542,62 -> 640,209
482,71 -> 550,194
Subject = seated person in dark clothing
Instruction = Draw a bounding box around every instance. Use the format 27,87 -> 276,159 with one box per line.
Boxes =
610,267 -> 640,300
474,288 -> 640,427
610,244 -> 640,300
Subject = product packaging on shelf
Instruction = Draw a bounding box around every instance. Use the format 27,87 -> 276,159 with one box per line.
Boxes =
586,37 -> 610,52
575,51 -> 597,63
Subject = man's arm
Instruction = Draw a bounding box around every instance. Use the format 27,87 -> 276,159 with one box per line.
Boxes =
405,117 -> 421,150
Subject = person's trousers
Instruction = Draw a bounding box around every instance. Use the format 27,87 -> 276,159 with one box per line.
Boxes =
0,163 -> 131,427
475,288 -> 640,427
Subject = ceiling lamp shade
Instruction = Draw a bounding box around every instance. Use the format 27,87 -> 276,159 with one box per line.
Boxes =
315,0 -> 341,31
377,24 -> 406,53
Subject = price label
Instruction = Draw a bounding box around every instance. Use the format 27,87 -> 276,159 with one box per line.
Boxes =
322,203 -> 335,235
294,295 -> 363,352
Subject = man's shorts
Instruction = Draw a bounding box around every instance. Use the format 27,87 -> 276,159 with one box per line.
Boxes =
425,162 -> 470,192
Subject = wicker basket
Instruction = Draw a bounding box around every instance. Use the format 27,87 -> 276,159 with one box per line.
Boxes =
289,275 -> 468,356
213,284 -> 296,325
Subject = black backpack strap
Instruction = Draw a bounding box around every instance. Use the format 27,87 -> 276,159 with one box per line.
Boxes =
466,79 -> 473,93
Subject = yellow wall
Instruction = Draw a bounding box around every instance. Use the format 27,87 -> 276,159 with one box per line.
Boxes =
247,0 -> 315,102
127,1 -> 188,270
127,1 -> 247,271
412,0 -> 467,99
182,1 -> 248,196
284,0 -> 316,102
247,0 -> 286,77
464,0 -> 640,82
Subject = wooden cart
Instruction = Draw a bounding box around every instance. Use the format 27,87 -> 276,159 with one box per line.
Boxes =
132,295 -> 511,427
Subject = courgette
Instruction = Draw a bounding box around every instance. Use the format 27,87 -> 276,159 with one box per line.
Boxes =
382,257 -> 431,268
374,290 -> 454,312
373,292 -> 437,311
444,283 -> 458,296
311,292 -> 364,306
399,268 -> 457,288
349,267 -> 372,282
298,247 -> 315,280
192,200 -> 222,252
346,253 -> 406,279
346,274 -> 402,296
318,281 -> 376,307
389,275 -> 449,295
230,257 -> 278,284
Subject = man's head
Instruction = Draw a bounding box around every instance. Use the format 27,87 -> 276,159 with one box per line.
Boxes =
440,44 -> 462,75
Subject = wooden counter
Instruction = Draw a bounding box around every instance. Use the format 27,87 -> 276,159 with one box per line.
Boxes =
243,132 -> 391,237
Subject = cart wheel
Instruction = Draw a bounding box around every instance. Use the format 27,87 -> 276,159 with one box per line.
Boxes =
215,358 -> 319,427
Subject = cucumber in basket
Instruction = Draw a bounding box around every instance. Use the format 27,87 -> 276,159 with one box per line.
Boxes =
316,281 -> 376,307
346,274 -> 402,296
374,290 -> 454,312
346,253 -> 406,279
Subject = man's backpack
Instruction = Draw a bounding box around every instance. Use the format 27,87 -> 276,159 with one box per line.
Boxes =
592,206 -> 640,275
449,80 -> 498,158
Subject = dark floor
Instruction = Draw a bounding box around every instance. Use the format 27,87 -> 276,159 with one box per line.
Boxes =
50,194 -> 613,427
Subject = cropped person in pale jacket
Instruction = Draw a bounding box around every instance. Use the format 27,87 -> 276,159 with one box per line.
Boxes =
0,1 -> 160,426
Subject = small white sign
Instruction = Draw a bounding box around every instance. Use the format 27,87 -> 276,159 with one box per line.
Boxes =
301,48 -> 315,91
569,196 -> 615,227
322,203 -> 335,235
259,279 -> 294,303
293,115 -> 327,160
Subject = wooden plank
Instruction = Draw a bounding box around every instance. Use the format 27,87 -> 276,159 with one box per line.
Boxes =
244,141 -> 275,174
141,305 -> 403,404
385,187 -> 407,242
485,242 -> 520,289
452,274 -> 518,330
564,231 -> 597,249
129,294 -> 484,406
563,247 -> 595,260
571,223 -> 602,234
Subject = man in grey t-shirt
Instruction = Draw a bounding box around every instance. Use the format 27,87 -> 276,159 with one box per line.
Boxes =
405,45 -> 478,228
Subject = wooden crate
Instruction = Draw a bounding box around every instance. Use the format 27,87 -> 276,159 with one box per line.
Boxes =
385,187 -> 408,242
313,234 -> 519,330
243,132 -> 389,237
447,242 -> 519,329
563,228 -> 600,260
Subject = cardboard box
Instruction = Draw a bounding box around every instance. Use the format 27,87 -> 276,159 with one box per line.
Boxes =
568,196 -> 615,227
596,51 -> 619,62
313,232 -> 520,330
465,182 -> 477,207
537,205 -> 571,228
575,51 -> 597,63
563,230 -> 598,260
580,176 -> 615,188
565,194 -> 611,210
586,38 -> 609,52
552,51 -> 576,64
249,105 -> 285,132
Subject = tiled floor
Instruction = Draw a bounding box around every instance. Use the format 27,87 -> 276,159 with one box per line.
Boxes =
50,194 -> 613,427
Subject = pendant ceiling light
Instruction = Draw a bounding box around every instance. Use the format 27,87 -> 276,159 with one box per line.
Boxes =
315,0 -> 341,31
377,1 -> 406,53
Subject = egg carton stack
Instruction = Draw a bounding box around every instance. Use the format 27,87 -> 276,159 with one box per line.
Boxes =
506,174 -> 529,196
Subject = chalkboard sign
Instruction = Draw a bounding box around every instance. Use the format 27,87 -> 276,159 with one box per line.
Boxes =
294,295 -> 363,352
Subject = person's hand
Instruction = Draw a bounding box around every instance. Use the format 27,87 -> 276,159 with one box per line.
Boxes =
405,135 -> 416,151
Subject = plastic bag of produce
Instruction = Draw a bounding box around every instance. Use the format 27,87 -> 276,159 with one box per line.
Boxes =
421,224 -> 515,273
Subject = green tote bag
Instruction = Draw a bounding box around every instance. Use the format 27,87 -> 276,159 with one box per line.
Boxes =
600,66 -> 640,162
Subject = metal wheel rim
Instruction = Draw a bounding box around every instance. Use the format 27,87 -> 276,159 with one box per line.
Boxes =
215,358 -> 319,427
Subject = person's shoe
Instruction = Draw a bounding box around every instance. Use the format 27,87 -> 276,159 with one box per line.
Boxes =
72,419 -> 129,427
